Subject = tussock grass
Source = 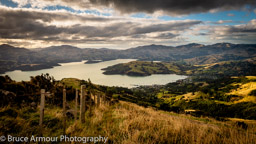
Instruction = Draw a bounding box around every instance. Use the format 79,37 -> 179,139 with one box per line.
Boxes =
67,101 -> 256,144
1,101 -> 255,143
61,78 -> 81,89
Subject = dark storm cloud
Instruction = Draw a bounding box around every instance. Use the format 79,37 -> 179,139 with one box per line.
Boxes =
204,19 -> 256,43
0,7 -> 117,41
197,33 -> 209,36
10,0 -> 256,15
227,26 -> 256,33
154,33 -> 178,39
131,32 -> 178,39
218,20 -> 256,34
132,21 -> 201,34
0,7 -> 201,43
89,0 -> 256,15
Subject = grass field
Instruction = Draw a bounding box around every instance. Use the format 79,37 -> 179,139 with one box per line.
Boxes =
1,100 -> 255,144
68,101 -> 256,143
61,78 -> 81,89
1,75 -> 256,143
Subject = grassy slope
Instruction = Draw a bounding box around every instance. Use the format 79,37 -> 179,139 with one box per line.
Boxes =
102,61 -> 195,76
61,78 -> 81,89
228,80 -> 256,103
61,77 -> 256,120
159,76 -> 256,105
1,101 -> 255,144
70,101 -> 256,143
102,60 -> 256,76
1,76 -> 256,143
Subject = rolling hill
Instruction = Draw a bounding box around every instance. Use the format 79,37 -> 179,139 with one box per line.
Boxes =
0,43 -> 256,74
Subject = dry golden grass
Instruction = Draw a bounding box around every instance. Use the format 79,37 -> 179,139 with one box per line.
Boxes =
182,92 -> 199,100
44,106 -> 63,119
114,101 -> 256,144
246,76 -> 256,80
226,81 -> 256,104
234,96 -> 256,103
66,101 -> 256,144
228,118 -> 256,125
228,82 -> 256,96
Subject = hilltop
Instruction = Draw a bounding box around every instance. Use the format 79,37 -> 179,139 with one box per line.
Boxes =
102,61 -> 196,76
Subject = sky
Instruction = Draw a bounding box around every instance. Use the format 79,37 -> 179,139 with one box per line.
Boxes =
0,0 -> 256,49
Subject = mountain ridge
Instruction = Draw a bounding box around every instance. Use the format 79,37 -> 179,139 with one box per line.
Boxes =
0,43 -> 256,74
1,42 -> 256,51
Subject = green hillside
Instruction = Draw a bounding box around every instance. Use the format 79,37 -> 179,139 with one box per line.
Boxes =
102,61 -> 197,76
102,60 -> 256,76
1,43 -> 256,74
1,74 -> 256,143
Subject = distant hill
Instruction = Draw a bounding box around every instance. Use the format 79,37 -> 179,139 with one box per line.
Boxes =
0,44 -> 37,63
102,61 -> 196,76
0,43 -> 256,73
40,45 -> 83,62
0,44 -> 53,73
102,60 -> 256,77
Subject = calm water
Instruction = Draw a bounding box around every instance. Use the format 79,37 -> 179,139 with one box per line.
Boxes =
1,59 -> 187,88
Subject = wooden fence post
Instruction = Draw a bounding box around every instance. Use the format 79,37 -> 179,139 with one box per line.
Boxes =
89,93 -> 92,116
39,89 -> 45,135
94,94 -> 96,104
80,85 -> 86,123
75,88 -> 78,120
63,88 -> 66,134
103,94 -> 106,104
97,94 -> 100,107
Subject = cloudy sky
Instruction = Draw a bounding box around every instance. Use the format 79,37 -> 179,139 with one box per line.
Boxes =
0,0 -> 256,49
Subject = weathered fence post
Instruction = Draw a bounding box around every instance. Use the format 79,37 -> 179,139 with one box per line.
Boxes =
97,94 -> 100,107
94,94 -> 96,104
89,93 -> 92,116
103,94 -> 106,104
63,88 -> 66,134
75,88 -> 78,120
39,89 -> 45,135
80,85 -> 86,123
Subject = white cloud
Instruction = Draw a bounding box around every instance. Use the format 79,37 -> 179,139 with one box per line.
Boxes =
1,1 -> 255,48
192,19 -> 256,43
0,6 -> 202,48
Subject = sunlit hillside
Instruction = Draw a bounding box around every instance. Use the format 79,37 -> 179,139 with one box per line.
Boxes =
1,99 -> 256,144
